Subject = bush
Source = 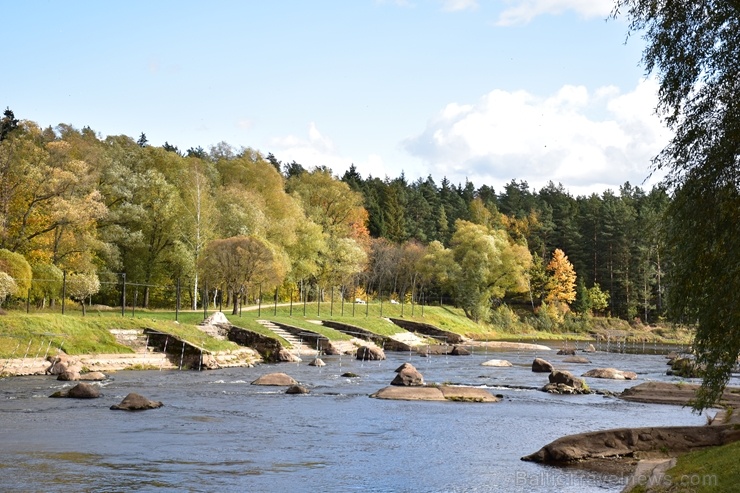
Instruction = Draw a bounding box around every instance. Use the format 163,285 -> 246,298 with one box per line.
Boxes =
489,304 -> 525,333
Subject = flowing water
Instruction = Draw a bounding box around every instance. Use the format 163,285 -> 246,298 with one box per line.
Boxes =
1,345 -> 734,493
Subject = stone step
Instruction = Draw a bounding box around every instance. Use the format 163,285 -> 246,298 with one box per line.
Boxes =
256,320 -> 316,354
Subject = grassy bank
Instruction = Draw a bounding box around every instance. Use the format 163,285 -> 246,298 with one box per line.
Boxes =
0,299 -> 693,359
0,312 -> 238,358
630,440 -> 740,493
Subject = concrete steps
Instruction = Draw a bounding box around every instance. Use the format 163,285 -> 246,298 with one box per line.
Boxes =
256,320 -> 317,355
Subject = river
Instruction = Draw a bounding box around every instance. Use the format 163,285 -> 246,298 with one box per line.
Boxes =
2,344 -> 733,493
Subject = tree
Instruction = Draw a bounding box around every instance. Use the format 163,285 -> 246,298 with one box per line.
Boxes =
588,283 -> 610,316
545,248 -> 577,311
0,248 -> 32,296
615,1 -> 740,410
0,108 -> 19,141
447,220 -> 531,321
136,133 -> 148,147
199,236 -> 286,315
66,271 -> 100,316
0,271 -> 16,304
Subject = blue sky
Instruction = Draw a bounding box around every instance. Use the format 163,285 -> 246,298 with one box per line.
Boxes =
3,0 -> 668,195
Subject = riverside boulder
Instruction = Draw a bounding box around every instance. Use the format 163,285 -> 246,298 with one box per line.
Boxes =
542,370 -> 589,395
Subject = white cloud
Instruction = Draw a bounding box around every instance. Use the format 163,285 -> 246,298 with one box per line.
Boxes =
440,0 -> 479,12
269,123 -> 392,179
402,78 -> 671,195
496,0 -> 613,26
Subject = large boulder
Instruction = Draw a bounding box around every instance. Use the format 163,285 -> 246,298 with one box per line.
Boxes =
308,358 -> 325,367
395,362 -> 416,372
583,343 -> 596,353
251,372 -> 298,386
532,357 -> 554,373
542,370 -> 589,395
481,359 -> 513,367
68,383 -> 101,398
110,393 -> 163,411
49,382 -> 100,399
583,368 -> 638,380
391,367 -> 424,386
522,425 -> 738,464
356,346 -> 386,361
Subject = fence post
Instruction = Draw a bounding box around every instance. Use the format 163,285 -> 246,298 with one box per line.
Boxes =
62,271 -> 67,315
120,273 -> 126,317
175,277 -> 180,322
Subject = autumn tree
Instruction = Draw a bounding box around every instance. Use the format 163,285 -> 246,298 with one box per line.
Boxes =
199,236 -> 286,315
545,248 -> 577,312
615,0 -> 740,409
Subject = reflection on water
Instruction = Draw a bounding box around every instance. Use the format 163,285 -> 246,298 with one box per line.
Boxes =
1,345 -> 734,493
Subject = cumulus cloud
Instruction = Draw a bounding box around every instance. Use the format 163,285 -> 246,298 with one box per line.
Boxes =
402,78 -> 671,195
269,123 -> 392,179
496,0 -> 613,26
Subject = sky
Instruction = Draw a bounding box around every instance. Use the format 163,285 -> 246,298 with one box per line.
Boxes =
3,0 -> 670,196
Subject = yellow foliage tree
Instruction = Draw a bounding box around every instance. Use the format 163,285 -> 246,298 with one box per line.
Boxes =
545,248 -> 576,310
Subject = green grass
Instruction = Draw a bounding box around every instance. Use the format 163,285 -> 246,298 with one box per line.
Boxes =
629,440 -> 740,492
0,299 -> 694,358
0,312 -> 237,357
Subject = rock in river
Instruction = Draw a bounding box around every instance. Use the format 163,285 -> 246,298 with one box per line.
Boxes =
110,393 -> 163,411
251,372 -> 298,386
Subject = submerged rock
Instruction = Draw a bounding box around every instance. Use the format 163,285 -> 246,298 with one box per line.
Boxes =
583,368 -> 637,380
481,359 -> 513,367
79,371 -> 107,381
110,393 -> 163,411
371,385 -> 498,403
286,385 -> 310,394
251,372 -> 298,386
562,356 -> 591,364
49,382 -> 100,399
